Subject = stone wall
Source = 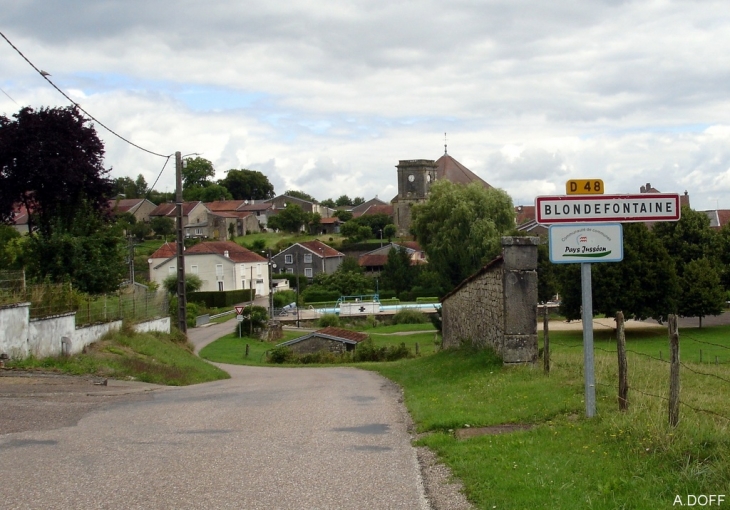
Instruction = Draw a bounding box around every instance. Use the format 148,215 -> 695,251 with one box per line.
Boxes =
441,237 -> 539,364
288,336 -> 351,355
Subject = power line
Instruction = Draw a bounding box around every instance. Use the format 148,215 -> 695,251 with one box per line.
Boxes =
0,30 -> 171,159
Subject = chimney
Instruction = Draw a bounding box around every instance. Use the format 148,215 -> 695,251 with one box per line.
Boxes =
224,250 -> 229,258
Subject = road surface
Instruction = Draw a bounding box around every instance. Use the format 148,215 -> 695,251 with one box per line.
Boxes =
0,321 -> 429,509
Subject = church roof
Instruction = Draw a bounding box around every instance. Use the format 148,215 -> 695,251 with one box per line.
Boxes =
434,153 -> 491,188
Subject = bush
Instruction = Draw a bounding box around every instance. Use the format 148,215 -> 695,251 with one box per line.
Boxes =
317,314 -> 340,327
353,338 -> 411,362
233,305 -> 269,336
391,309 -> 428,325
268,346 -> 296,364
273,290 -> 297,308
188,289 -> 254,308
302,289 -> 341,303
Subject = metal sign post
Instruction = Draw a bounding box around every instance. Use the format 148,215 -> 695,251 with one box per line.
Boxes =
581,262 -> 596,417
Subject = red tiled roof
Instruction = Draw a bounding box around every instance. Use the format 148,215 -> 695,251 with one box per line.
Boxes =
10,203 -> 29,225
205,200 -> 246,212
108,198 -> 146,213
359,254 -> 387,267
434,154 -> 491,188
298,240 -> 344,258
149,201 -> 203,217
149,242 -> 177,259
186,241 -> 267,263
320,217 -> 341,224
718,210 -> 730,229
237,202 -> 272,212
357,204 -> 394,217
316,327 -> 369,343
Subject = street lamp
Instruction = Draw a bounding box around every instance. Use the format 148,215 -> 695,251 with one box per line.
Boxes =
378,228 -> 383,248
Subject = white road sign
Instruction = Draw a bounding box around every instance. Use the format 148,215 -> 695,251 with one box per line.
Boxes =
536,193 -> 681,224
549,224 -> 623,264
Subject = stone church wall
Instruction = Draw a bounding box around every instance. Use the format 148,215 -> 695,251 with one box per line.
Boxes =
441,237 -> 539,364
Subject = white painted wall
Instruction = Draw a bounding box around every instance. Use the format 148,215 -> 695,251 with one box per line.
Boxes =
0,303 -> 30,358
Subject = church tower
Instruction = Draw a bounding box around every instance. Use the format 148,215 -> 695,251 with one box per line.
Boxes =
392,159 -> 437,236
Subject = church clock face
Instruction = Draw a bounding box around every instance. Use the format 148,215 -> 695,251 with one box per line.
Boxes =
408,174 -> 415,182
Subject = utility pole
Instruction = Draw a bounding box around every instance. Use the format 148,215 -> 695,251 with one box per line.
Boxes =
175,151 -> 187,334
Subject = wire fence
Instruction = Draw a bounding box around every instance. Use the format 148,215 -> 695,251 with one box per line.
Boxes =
0,274 -> 168,326
545,314 -> 730,426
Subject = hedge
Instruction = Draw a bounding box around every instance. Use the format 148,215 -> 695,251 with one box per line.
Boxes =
188,289 -> 254,308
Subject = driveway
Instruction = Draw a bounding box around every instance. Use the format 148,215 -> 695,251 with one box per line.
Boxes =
0,322 -> 431,509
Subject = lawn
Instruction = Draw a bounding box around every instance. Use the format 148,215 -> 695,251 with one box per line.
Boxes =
365,324 -> 730,509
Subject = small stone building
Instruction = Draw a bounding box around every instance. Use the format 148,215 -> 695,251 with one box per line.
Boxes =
441,237 -> 539,364
276,327 -> 369,355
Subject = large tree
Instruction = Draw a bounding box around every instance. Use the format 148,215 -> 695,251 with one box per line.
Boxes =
381,246 -> 417,296
0,106 -> 114,235
182,157 -> 215,189
285,190 -> 316,202
218,169 -> 274,200
558,223 -> 680,321
267,203 -> 307,233
24,202 -> 127,294
411,180 -> 515,289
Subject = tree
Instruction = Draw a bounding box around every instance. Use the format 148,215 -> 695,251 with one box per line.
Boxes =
307,212 -> 322,234
112,177 -> 137,199
334,210 -> 353,222
411,180 -> 515,289
150,216 -> 175,241
0,224 -> 21,269
320,198 -> 336,208
218,169 -> 274,200
310,267 -> 372,296
340,220 -> 366,242
183,183 -> 232,202
268,204 -> 307,233
653,206 -> 715,277
134,174 -> 148,198
381,246 -> 417,295
352,197 -> 365,206
130,221 -> 152,242
0,106 -> 114,235
339,255 -> 363,274
163,273 -> 203,295
182,157 -> 215,189
558,223 -> 680,321
335,195 -> 352,207
715,222 -> 730,290
354,213 -> 392,235
24,203 -> 127,294
285,190 -> 316,202
383,224 -> 397,242
678,258 -> 725,326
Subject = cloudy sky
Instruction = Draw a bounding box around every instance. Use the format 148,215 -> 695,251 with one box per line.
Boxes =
2,0 -> 730,211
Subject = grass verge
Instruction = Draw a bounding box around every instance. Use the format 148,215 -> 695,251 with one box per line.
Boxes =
365,326 -> 730,509
7,326 -> 229,386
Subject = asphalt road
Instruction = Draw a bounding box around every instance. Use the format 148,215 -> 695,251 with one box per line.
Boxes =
0,322 -> 429,510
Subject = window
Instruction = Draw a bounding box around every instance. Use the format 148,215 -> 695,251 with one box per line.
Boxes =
190,265 -> 198,274
216,264 -> 223,277
286,268 -> 294,274
285,254 -> 293,264
195,228 -> 202,235
218,281 -> 224,291
304,268 -> 313,278
240,264 -> 246,275
256,263 -> 262,276
303,253 -> 312,263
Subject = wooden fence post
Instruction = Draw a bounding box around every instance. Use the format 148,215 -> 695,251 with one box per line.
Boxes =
616,311 -> 628,411
542,304 -> 550,374
668,314 -> 680,427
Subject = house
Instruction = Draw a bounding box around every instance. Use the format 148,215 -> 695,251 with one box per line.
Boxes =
318,216 -> 342,235
237,201 -> 274,229
358,242 -> 427,273
149,201 -> 210,237
108,198 -> 157,223
265,195 -> 337,218
276,327 -> 369,354
8,204 -> 29,234
351,197 -> 388,216
514,205 -> 547,236
148,241 -> 269,294
271,240 -> 345,279
700,210 -> 730,230
204,201 -> 261,236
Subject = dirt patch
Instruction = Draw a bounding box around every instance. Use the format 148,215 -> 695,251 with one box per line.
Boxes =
455,423 -> 533,440
0,369 -> 160,435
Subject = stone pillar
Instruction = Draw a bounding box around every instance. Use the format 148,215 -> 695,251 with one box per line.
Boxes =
501,237 -> 539,364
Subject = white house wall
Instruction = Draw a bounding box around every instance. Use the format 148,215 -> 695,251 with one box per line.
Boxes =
150,255 -> 270,295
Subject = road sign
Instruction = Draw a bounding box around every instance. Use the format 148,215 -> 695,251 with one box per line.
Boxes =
535,193 -> 681,224
549,224 -> 623,264
237,315 -> 244,322
235,306 -> 244,315
566,179 -> 604,195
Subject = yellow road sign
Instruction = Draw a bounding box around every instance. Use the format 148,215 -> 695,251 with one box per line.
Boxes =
566,179 -> 604,195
